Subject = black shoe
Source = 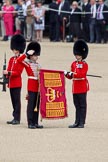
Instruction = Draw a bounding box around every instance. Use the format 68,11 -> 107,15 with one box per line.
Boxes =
28,124 -> 36,129
1,36 -> 8,41
68,123 -> 79,128
53,39 -> 60,42
26,39 -> 30,42
35,124 -> 43,129
89,41 -> 94,43
95,41 -> 101,44
7,119 -> 20,125
103,41 -> 107,44
78,124 -> 84,128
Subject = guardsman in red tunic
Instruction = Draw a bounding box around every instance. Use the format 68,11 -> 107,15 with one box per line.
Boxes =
64,39 -> 89,128
18,41 -> 43,129
3,34 -> 26,125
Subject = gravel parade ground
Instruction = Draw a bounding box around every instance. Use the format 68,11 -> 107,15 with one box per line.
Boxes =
0,40 -> 108,162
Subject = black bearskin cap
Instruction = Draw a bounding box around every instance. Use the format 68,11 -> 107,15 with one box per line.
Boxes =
26,41 -> 41,58
10,34 -> 26,53
73,39 -> 88,59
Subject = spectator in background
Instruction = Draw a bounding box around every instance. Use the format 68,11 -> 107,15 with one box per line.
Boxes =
33,0 -> 45,42
56,0 -> 70,41
82,0 -> 91,42
49,0 -> 59,41
15,0 -> 25,35
2,0 -> 15,40
95,0 -> 108,43
0,1 -> 7,41
26,0 -> 35,41
22,0 -> 31,38
89,0 -> 97,43
69,1 -> 82,42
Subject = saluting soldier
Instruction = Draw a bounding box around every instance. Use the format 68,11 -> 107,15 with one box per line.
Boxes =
17,41 -> 43,129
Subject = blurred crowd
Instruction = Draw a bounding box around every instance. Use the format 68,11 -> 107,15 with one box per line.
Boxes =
0,0 -> 108,43
0,0 -> 45,42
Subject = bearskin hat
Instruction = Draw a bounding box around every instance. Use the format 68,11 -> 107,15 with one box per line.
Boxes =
10,34 -> 26,53
26,41 -> 41,59
73,39 -> 88,59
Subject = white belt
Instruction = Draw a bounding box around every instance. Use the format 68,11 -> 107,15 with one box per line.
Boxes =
28,76 -> 38,80
73,78 -> 85,80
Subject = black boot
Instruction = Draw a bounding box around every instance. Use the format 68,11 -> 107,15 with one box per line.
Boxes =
2,36 -> 8,41
68,123 -> 79,128
7,119 -> 20,125
28,124 -> 36,129
35,124 -> 43,129
78,124 -> 84,128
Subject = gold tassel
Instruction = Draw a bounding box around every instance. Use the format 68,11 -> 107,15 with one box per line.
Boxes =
34,107 -> 38,112
40,114 -> 43,122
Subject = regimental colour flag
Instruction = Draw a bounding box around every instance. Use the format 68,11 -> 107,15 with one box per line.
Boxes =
39,69 -> 68,119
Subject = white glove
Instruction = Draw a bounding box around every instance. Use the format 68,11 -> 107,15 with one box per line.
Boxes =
26,50 -> 35,56
69,72 -> 73,76
64,70 -> 68,75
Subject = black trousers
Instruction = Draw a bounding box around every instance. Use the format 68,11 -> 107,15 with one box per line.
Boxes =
69,22 -> 81,39
20,20 -> 26,36
10,88 -> 21,121
20,17 -> 27,38
49,21 -> 57,41
96,20 -> 107,43
27,91 -> 40,125
73,93 -> 87,125
82,22 -> 90,42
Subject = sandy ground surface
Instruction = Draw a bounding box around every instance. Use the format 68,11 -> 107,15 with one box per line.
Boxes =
0,39 -> 108,162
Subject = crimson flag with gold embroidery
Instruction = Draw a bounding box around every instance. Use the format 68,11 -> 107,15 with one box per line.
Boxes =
39,69 -> 68,119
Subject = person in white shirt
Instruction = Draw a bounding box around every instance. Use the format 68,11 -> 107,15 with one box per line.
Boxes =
56,0 -> 70,41
95,0 -> 108,43
89,0 -> 97,43
82,0 -> 91,42
22,0 -> 31,38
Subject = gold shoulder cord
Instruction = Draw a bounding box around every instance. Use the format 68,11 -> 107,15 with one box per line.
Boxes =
34,64 -> 40,112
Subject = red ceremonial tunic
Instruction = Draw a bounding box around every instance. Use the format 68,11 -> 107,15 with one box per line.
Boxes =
66,61 -> 89,94
7,56 -> 24,88
18,54 -> 40,92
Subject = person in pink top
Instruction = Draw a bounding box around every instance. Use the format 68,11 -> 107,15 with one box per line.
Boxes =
2,0 -> 15,40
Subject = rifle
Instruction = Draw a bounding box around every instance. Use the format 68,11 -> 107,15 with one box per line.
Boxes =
0,53 -> 9,92
86,74 -> 102,78
65,71 -> 102,78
